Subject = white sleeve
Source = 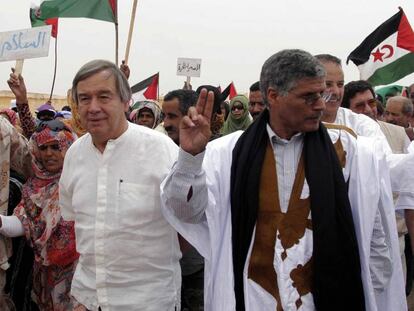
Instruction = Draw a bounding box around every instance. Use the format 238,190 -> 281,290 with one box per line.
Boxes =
59,153 -> 75,221
0,215 -> 24,237
161,148 -> 208,224
369,210 -> 392,291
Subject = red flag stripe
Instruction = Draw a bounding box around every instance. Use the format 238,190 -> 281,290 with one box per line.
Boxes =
46,18 -> 59,38
108,0 -> 117,19
143,75 -> 159,100
397,11 -> 414,52
229,82 -> 238,99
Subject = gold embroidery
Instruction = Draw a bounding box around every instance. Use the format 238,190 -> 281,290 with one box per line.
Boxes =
323,123 -> 357,139
248,143 -> 313,311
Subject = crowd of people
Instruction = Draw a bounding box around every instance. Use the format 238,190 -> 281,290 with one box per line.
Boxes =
0,49 -> 414,310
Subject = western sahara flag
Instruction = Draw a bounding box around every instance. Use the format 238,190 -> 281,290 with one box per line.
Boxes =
347,8 -> 414,86
221,82 -> 238,100
130,73 -> 159,103
30,7 -> 59,38
38,0 -> 117,23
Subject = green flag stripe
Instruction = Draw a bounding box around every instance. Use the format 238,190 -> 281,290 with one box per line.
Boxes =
40,0 -> 115,23
367,52 -> 414,86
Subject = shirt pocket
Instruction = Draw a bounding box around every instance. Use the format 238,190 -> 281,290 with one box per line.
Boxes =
117,182 -> 156,229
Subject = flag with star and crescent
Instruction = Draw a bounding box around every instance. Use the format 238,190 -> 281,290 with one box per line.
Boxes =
347,8 -> 414,87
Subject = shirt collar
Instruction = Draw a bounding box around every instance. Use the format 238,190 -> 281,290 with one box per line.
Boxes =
266,123 -> 303,146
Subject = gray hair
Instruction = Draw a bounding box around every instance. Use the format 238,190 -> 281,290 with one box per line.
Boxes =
387,96 -> 413,115
260,49 -> 326,105
314,54 -> 342,66
72,59 -> 132,104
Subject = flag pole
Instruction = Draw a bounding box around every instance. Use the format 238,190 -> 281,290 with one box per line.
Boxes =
49,37 -> 58,102
124,0 -> 139,64
115,1 -> 119,66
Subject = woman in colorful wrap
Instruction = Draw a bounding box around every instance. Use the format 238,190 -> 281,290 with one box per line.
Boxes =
0,119 -> 80,311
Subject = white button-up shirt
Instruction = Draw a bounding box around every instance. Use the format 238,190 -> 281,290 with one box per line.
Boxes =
60,123 -> 181,311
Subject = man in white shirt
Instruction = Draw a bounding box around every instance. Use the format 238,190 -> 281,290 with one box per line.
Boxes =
343,80 -> 414,290
161,50 -> 405,310
59,60 -> 181,311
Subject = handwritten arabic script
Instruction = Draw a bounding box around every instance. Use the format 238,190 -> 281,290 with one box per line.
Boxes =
177,58 -> 202,77
177,62 -> 201,73
0,26 -> 51,62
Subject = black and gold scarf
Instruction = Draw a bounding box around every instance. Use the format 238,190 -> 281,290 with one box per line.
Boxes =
230,109 -> 365,311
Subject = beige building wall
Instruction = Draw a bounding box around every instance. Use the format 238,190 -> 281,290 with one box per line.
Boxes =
0,90 -> 67,113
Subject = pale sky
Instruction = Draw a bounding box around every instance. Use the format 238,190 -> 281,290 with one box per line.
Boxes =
1,0 -> 414,98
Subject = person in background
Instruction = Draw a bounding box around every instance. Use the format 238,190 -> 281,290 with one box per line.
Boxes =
0,109 -> 18,127
248,81 -> 265,120
195,85 -> 225,140
130,100 -> 162,129
0,116 -> 31,310
220,101 -> 230,121
9,100 -> 17,113
163,89 -> 198,144
66,89 -> 87,137
221,94 -> 252,136
343,80 -> 414,295
35,103 -> 56,122
0,120 -> 79,311
384,96 -> 413,128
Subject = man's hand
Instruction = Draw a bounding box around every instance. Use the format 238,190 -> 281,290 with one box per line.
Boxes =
120,60 -> 130,80
7,68 -> 28,103
180,89 -> 213,156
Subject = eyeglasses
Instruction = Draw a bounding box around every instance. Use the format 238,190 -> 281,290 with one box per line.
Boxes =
36,120 -> 66,133
231,105 -> 244,112
353,98 -> 377,110
289,91 -> 332,106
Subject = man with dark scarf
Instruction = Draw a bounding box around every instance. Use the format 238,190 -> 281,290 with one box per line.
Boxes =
161,49 -> 404,310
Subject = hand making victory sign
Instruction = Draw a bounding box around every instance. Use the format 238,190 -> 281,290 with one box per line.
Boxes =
180,88 -> 214,156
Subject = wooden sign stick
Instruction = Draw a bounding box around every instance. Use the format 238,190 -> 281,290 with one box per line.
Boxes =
124,0 -> 139,65
14,59 -> 24,76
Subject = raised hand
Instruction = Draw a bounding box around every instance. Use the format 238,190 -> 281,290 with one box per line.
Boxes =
7,68 -> 28,103
120,60 -> 130,80
180,89 -> 214,156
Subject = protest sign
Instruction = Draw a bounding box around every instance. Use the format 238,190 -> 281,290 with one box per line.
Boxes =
0,26 -> 51,62
177,58 -> 202,77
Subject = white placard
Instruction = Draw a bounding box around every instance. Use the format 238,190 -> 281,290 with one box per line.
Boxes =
177,58 -> 202,77
0,26 -> 51,62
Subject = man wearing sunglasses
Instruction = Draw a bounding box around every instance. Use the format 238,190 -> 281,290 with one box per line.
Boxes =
59,60 -> 181,310
343,80 -> 411,153
161,49 -> 406,310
